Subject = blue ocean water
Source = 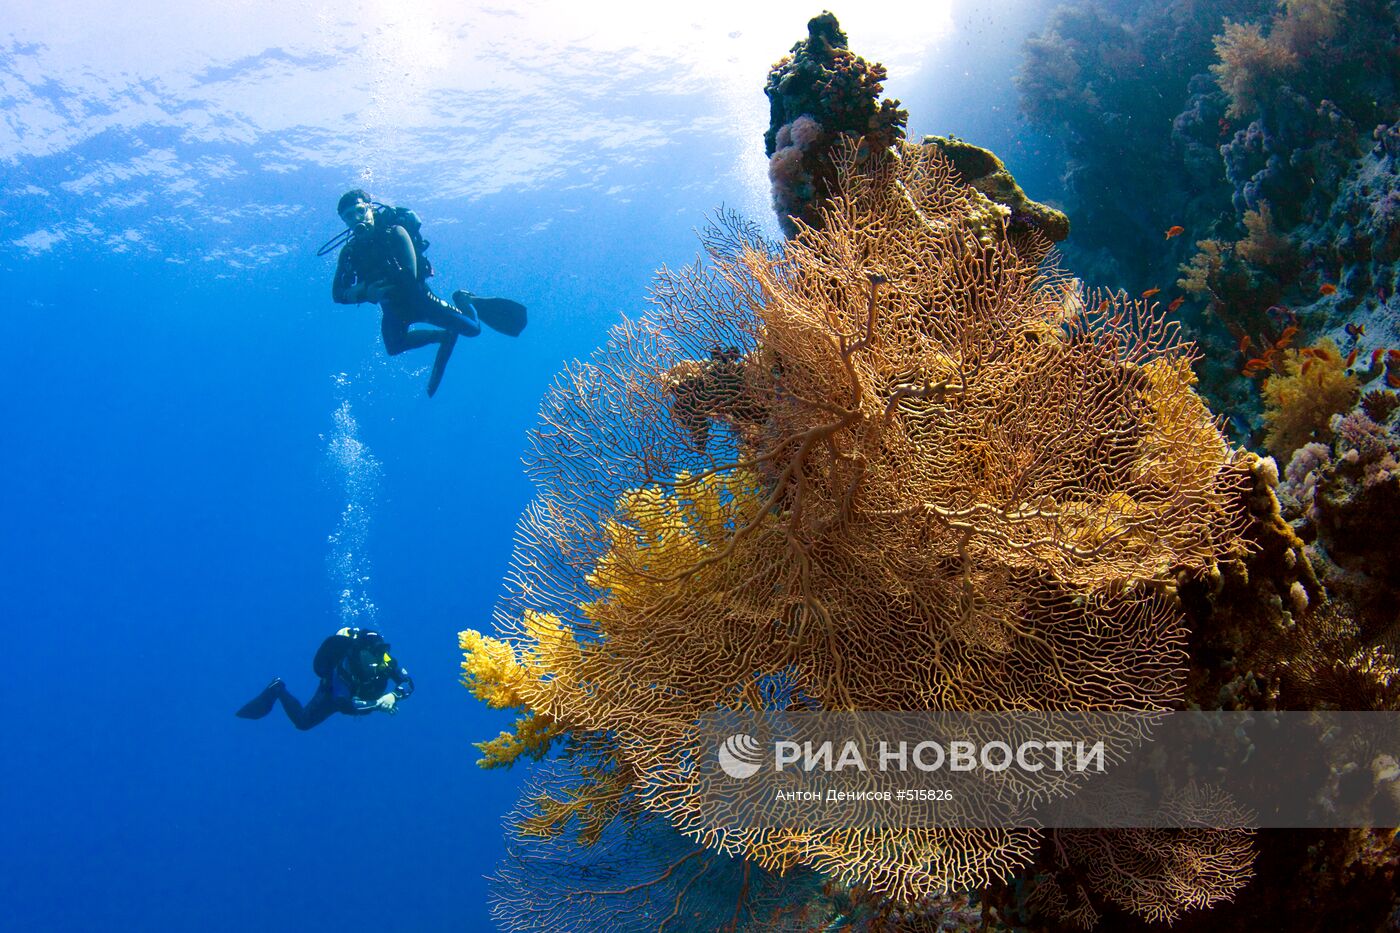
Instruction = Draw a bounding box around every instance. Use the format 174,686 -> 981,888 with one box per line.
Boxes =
0,3 -> 1053,930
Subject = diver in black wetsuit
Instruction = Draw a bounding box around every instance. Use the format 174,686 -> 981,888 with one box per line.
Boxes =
328,189 -> 526,397
236,627 -> 414,730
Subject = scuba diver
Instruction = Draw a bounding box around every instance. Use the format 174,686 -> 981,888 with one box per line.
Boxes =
321,189 -> 527,396
235,627 -> 414,730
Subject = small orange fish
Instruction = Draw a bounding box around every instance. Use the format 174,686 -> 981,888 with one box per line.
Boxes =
1164,225 -> 1184,240
1096,299 -> 1111,314
1387,349 -> 1400,364
1141,287 -> 1161,299
1302,358 -> 1319,376
1345,347 -> 1359,367
1345,322 -> 1366,337
1167,295 -> 1185,312
1277,325 -> 1299,347
1238,334 -> 1254,354
1319,283 -> 1337,296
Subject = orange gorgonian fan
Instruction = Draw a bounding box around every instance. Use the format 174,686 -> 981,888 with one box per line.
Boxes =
464,140 -> 1251,905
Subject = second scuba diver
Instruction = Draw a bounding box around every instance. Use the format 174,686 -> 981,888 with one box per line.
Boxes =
236,627 -> 414,730
326,189 -> 527,396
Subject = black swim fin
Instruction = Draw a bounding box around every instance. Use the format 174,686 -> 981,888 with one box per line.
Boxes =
428,332 -> 458,397
235,678 -> 284,719
454,291 -> 527,337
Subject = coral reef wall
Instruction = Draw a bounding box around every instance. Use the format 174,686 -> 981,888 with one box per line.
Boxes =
1019,0 -> 1400,439
1016,2 -> 1400,929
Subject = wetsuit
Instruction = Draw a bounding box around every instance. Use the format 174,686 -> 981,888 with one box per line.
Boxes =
331,220 -> 481,354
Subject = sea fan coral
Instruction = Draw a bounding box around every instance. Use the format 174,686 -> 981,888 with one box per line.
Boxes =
467,140 -> 1250,909
1051,820 -> 1256,926
488,754 -> 833,931
1030,783 -> 1255,927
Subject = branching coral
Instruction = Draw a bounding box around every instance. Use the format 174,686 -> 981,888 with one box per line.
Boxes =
466,140 -> 1252,913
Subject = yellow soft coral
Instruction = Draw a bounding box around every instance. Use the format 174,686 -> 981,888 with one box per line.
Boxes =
1262,340 -> 1359,461
1211,20 -> 1297,118
583,469 -> 765,616
475,712 -> 564,769
459,626 -> 569,767
460,628 -> 532,709
1137,357 -> 1232,491
1210,0 -> 1345,119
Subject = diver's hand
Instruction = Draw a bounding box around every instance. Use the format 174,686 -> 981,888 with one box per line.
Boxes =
375,693 -> 398,714
364,279 -> 399,302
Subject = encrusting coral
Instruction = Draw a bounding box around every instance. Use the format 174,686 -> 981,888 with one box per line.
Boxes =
920,134 -> 1069,248
463,138 -> 1255,921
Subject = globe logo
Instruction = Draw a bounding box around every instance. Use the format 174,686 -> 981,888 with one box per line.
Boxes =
718,733 -> 764,779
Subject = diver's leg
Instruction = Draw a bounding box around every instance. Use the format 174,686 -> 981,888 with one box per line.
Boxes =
235,678 -> 284,719
386,226 -> 417,281
275,682 -> 339,731
418,289 -> 481,338
381,310 -> 444,356
427,331 -> 458,397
